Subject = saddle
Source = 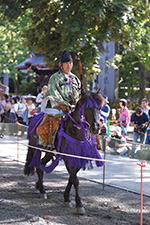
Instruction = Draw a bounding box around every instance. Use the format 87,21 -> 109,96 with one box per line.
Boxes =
37,104 -> 68,145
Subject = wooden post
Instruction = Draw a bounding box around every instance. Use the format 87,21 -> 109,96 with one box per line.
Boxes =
17,123 -> 19,164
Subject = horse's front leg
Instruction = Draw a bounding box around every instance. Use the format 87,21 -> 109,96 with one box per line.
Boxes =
66,166 -> 85,214
40,150 -> 54,165
64,177 -> 73,208
36,168 -> 47,199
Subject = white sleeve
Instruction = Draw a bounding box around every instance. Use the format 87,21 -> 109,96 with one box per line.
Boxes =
101,105 -> 110,118
14,104 -> 18,112
36,93 -> 43,103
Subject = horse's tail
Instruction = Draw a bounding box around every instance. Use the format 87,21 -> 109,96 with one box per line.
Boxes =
24,112 -> 44,176
24,134 -> 36,176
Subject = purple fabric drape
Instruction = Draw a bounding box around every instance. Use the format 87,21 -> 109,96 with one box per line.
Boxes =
28,112 -> 44,168
41,125 -> 104,173
29,97 -> 104,173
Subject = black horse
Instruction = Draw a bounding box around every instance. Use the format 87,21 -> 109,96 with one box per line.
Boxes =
24,90 -> 105,214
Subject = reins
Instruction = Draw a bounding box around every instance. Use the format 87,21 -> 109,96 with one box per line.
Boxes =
66,112 -> 83,129
63,95 -> 102,132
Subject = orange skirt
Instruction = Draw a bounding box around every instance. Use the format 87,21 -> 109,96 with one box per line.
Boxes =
37,104 -> 68,145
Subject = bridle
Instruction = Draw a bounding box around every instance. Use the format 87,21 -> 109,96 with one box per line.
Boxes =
64,96 -> 102,131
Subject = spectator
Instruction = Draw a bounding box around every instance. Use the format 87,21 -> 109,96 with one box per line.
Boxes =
0,94 -> 8,122
141,98 -> 149,115
36,85 -> 47,112
26,98 -> 36,125
141,98 -> 150,145
106,126 -> 130,155
8,97 -> 18,123
99,117 -> 106,135
101,96 -> 110,125
16,96 -> 21,109
130,107 -> 149,143
117,99 -> 130,136
98,117 -> 107,151
4,98 -> 11,123
129,107 -> 149,157
0,96 -> 5,120
17,97 -> 27,124
8,94 -> 12,100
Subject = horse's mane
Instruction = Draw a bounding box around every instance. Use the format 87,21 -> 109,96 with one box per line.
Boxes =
75,90 -> 104,109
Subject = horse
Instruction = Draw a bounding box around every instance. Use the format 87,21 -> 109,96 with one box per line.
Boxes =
24,90 -> 105,214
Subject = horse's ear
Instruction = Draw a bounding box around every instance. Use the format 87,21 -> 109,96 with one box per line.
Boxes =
97,88 -> 101,94
81,88 -> 85,95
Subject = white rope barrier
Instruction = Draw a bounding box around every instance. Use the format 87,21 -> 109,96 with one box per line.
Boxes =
2,135 -> 150,168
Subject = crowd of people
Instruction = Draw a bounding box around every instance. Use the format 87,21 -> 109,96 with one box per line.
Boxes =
100,97 -> 150,157
0,85 -> 47,126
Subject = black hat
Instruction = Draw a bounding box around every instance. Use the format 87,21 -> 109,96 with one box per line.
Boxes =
60,50 -> 73,63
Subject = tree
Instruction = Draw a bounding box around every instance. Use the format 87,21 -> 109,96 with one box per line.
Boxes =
118,0 -> 150,102
0,0 -> 132,87
0,9 -> 32,94
1,0 -> 150,100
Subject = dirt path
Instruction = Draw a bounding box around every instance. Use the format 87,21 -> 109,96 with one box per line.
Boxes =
0,157 -> 150,225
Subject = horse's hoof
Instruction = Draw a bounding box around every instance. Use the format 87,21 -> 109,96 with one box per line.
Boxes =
76,207 -> 86,215
64,201 -> 73,208
40,193 -> 47,199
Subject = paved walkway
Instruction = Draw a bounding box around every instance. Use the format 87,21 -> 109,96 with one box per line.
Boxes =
1,135 -> 150,196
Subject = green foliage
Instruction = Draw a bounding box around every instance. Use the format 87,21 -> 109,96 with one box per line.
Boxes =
19,78 -> 37,96
0,0 -> 131,77
0,9 -> 32,94
0,0 -> 150,99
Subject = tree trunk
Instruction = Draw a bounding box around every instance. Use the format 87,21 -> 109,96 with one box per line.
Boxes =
139,64 -> 146,104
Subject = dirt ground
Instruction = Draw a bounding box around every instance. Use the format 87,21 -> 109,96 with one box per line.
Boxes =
0,158 -> 150,225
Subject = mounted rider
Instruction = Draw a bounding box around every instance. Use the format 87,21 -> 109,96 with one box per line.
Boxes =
37,50 -> 81,146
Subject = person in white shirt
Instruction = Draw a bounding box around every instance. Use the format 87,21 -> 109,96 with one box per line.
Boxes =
17,97 -> 27,124
106,126 -> 130,155
36,85 -> 47,112
26,98 -> 36,125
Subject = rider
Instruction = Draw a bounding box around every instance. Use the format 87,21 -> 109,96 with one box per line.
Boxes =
37,50 -> 81,146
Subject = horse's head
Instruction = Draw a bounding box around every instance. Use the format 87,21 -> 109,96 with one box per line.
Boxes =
78,89 -> 106,134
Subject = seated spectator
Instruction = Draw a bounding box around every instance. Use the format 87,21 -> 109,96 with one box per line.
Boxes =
117,99 -> 130,136
106,126 -> 130,155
